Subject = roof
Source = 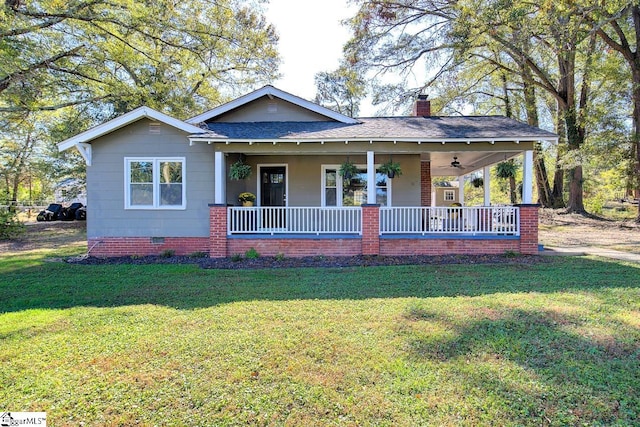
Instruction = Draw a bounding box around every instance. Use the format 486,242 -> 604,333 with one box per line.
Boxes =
190,116 -> 557,143
186,85 -> 360,125
57,106 -> 204,152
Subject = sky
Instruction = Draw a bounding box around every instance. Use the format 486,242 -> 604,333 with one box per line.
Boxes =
264,0 -> 377,116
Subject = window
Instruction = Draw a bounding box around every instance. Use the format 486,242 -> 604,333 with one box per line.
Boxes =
444,189 -> 455,201
125,158 -> 185,209
322,165 -> 390,207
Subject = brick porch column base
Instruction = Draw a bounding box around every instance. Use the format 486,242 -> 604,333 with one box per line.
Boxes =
421,161 -> 432,206
209,204 -> 228,258
517,204 -> 539,255
362,204 -> 380,256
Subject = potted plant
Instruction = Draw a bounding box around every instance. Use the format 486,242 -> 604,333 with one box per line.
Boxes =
471,176 -> 484,188
238,192 -> 256,207
339,158 -> 359,181
378,158 -> 402,179
229,158 -> 252,180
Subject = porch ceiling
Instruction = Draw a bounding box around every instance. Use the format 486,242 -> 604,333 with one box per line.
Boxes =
426,151 -> 520,176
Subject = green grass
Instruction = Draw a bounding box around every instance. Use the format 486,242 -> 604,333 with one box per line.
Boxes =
1,232 -> 639,425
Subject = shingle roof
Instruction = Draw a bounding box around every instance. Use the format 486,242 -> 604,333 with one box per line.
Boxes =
193,116 -> 557,141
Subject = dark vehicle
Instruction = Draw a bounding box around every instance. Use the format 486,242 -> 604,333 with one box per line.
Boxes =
59,202 -> 84,221
36,203 -> 63,222
75,205 -> 87,220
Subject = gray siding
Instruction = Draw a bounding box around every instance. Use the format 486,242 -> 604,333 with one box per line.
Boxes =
87,119 -> 214,238
210,97 -> 332,122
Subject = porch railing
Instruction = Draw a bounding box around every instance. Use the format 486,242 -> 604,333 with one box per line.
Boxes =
228,206 -> 519,236
379,206 -> 520,235
228,206 -> 362,235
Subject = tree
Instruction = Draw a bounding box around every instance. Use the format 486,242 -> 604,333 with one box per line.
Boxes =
314,63 -> 366,117
343,0 -> 629,214
0,0 -> 280,117
595,5 -> 640,221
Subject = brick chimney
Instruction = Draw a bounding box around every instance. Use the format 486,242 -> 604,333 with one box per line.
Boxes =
413,94 -> 431,117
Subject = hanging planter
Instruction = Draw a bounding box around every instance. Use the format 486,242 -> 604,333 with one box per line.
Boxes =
496,160 -> 517,179
471,177 -> 484,188
339,158 -> 359,181
378,158 -> 402,179
229,158 -> 252,180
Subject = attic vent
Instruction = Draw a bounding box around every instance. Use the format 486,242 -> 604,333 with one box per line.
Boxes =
267,102 -> 278,113
149,122 -> 161,134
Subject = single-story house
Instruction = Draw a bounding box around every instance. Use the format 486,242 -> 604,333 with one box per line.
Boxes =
58,85 -> 557,258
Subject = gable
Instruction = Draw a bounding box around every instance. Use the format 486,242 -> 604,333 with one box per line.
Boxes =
205,95 -> 336,123
187,85 -> 359,125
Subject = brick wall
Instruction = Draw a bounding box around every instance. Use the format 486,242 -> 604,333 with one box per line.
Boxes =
88,237 -> 209,257
228,238 -> 361,257
421,161 -> 432,206
517,204 -> 539,255
380,238 -> 520,256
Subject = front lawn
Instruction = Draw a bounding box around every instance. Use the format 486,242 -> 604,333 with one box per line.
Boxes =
1,237 -> 639,425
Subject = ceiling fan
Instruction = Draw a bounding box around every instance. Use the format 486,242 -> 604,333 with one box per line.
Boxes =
450,156 -> 465,169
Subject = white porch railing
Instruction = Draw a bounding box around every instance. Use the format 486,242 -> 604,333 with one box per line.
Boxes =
228,206 -> 519,236
228,206 -> 362,235
379,206 -> 520,235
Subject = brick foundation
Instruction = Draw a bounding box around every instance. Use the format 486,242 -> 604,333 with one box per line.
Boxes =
228,238 -> 361,257
380,238 -> 520,256
88,237 -> 209,257
88,205 -> 539,258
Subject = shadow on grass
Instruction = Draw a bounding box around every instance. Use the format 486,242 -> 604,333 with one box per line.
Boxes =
401,307 -> 640,423
1,256 -> 639,313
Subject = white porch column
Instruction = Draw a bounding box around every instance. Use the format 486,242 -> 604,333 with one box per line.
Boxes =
458,175 -> 465,205
367,151 -> 376,204
483,166 -> 491,206
522,150 -> 534,204
214,151 -> 226,205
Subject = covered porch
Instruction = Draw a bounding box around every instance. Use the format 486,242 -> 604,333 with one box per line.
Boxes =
204,144 -> 540,258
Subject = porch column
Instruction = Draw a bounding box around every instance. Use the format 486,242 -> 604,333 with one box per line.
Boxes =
214,151 -> 226,205
518,204 -> 539,254
522,150 -> 534,204
483,166 -> 491,206
367,151 -> 376,205
361,204 -> 380,255
458,175 -> 465,205
420,161 -> 432,206
209,204 -> 228,258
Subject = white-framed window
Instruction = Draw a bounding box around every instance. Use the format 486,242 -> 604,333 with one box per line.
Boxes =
322,165 -> 391,207
444,189 -> 455,201
125,157 -> 186,209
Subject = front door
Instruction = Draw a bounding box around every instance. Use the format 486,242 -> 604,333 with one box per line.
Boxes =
260,166 -> 286,229
260,166 -> 286,206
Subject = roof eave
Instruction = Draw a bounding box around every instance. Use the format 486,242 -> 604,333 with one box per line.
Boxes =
58,106 -> 204,152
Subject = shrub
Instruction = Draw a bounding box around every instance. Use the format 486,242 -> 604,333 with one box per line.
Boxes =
275,252 -> 286,261
188,251 -> 208,258
0,208 -> 25,240
231,253 -> 243,262
160,249 -> 175,258
244,247 -> 260,259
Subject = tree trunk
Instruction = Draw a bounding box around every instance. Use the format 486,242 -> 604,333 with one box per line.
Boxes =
522,63 -> 555,207
632,68 -> 640,222
551,108 -> 566,208
509,175 -> 517,204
